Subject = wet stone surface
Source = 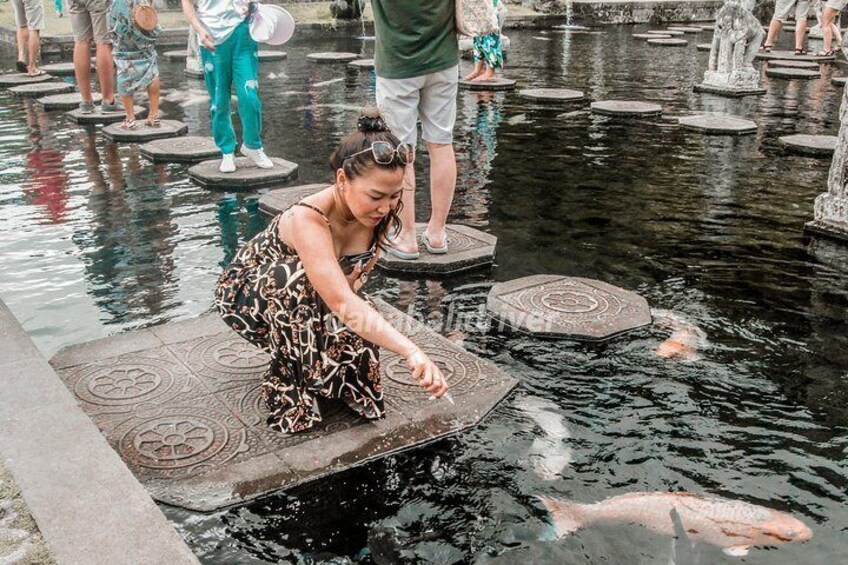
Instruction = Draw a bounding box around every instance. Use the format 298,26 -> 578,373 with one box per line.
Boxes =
591,100 -> 663,116
67,105 -> 147,125
458,78 -> 517,91
377,223 -> 497,277
37,92 -> 101,110
188,157 -> 298,191
779,134 -> 838,157
679,114 -> 758,135
766,67 -> 821,79
42,62 -> 91,76
348,58 -> 375,70
768,59 -> 820,69
487,275 -> 652,340
102,120 -> 189,143
258,183 -> 327,216
9,82 -> 75,98
648,38 -> 689,46
139,135 -> 220,163
48,304 -> 518,511
518,88 -> 584,103
306,52 -> 359,63
0,73 -> 53,87
756,49 -> 834,62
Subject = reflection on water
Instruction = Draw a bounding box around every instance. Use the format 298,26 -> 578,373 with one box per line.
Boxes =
0,26 -> 846,564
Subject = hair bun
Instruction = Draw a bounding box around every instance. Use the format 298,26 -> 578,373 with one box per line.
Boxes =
357,107 -> 389,133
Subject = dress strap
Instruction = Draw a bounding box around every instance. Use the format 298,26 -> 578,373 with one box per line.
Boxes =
293,202 -> 332,229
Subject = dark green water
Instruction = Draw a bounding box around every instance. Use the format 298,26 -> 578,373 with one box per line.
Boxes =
0,24 -> 845,564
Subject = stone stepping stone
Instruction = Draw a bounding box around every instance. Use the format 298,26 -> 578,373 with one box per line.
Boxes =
833,76 -> 847,86
378,223 -> 497,276
37,92 -> 101,110
590,100 -> 662,117
49,304 -> 517,511
768,59 -> 820,69
258,183 -> 327,217
693,82 -> 765,97
459,78 -> 517,91
633,33 -> 670,39
486,275 -> 651,340
518,88 -> 584,103
186,68 -> 203,79
678,114 -> 757,135
667,26 -> 703,33
188,156 -> 298,190
647,29 -> 685,36
163,50 -> 188,61
67,105 -> 147,125
648,38 -> 689,46
756,49 -> 834,62
0,73 -> 54,87
307,52 -> 360,64
10,81 -> 75,98
766,67 -> 821,79
702,24 -> 715,31
42,61 -> 92,77
102,120 -> 189,143
139,135 -> 220,163
348,58 -> 374,70
696,43 -> 712,51
258,50 -> 287,61
778,134 -> 838,157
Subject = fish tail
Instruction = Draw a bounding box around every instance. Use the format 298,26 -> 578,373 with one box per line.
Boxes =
537,495 -> 586,539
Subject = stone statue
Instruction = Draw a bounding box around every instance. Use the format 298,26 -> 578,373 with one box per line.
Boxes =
809,81 -> 848,241
186,30 -> 202,76
695,0 -> 765,96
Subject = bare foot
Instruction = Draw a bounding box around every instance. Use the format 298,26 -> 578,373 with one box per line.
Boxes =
390,233 -> 419,255
464,70 -> 481,80
472,68 -> 497,82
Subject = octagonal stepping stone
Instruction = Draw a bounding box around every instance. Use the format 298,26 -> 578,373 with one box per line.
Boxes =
633,33 -> 670,39
259,50 -> 287,61
258,183 -> 327,217
678,114 -> 757,135
140,135 -> 220,163
307,52 -> 359,64
49,303 -> 517,511
163,50 -> 188,61
647,29 -> 684,36
648,38 -> 689,46
667,26 -> 703,33
518,88 -> 584,103
766,67 -> 821,79
591,100 -> 662,117
186,68 -> 203,79
378,223 -> 497,276
67,105 -> 147,125
10,81 -> 74,97
459,78 -> 517,91
778,134 -> 838,157
0,73 -> 53,87
188,156 -> 298,190
348,58 -> 375,70
702,24 -> 715,31
103,119 -> 188,143
486,275 -> 652,340
768,59 -> 819,69
833,76 -> 847,86
756,49 -> 834,62
696,43 -> 712,51
37,92 -> 102,110
42,61 -> 92,76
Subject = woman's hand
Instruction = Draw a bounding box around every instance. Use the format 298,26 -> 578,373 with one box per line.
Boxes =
406,349 -> 449,398
344,261 -> 365,292
198,29 -> 215,50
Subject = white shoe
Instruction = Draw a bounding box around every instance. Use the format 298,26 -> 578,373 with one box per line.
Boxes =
219,153 -> 236,173
240,145 -> 274,169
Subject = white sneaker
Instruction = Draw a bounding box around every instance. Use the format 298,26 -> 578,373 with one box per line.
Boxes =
219,153 -> 236,173
240,146 -> 274,169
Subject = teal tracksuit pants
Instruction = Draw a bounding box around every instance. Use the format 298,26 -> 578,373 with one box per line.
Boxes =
200,22 -> 263,155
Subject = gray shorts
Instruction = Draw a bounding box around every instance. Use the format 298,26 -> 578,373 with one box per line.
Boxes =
826,0 -> 847,11
376,65 -> 459,146
11,0 -> 44,31
773,0 -> 811,22
69,0 -> 110,43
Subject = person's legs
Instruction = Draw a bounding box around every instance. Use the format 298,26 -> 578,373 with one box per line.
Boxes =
794,0 -> 811,51
22,0 -> 43,74
822,8 -> 837,51
120,94 -> 135,125
27,30 -> 40,74
201,37 -> 238,156
146,77 -> 160,124
424,142 -> 457,249
765,0 -> 795,48
89,2 -> 114,105
11,0 -> 28,65
231,24 -> 263,151
69,0 -> 95,104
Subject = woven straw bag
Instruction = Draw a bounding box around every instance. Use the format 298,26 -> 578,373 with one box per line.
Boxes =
455,0 -> 498,37
132,0 -> 158,33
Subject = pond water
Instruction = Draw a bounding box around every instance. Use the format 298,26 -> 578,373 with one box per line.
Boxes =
0,23 -> 846,565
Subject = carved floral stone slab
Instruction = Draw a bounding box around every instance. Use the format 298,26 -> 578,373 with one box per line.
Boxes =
258,183 -> 328,216
487,275 -> 652,340
348,58 -> 375,70
50,302 -> 517,511
696,43 -> 712,51
139,135 -> 220,163
647,30 -> 685,36
833,77 -> 846,87
377,223 -> 497,276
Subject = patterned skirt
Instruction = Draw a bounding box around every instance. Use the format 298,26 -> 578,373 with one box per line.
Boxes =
473,32 -> 504,69
214,252 -> 384,434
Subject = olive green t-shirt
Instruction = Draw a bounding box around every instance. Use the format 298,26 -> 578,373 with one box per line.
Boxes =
372,0 -> 459,79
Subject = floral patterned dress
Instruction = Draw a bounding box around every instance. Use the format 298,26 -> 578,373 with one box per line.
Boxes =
473,0 -> 504,69
214,205 -> 384,434
108,0 -> 161,96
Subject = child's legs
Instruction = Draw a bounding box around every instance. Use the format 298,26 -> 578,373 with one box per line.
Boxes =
231,24 -> 262,150
201,40 -> 237,154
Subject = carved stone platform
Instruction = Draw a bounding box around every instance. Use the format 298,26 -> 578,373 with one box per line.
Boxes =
378,224 -> 497,277
518,88 -> 584,103
633,33 -> 670,39
258,183 -> 328,216
766,67 -> 821,79
307,52 -> 359,64
591,100 -> 662,117
679,114 -> 757,135
756,50 -> 834,62
487,275 -> 652,340
43,61 -> 93,76
647,30 -> 684,36
779,134 -> 838,157
647,38 -> 689,46
769,59 -> 820,69
0,73 -> 53,87
459,78 -> 517,91
67,105 -> 147,125
833,76 -> 847,87
38,92 -> 102,110
9,81 -> 75,98
696,43 -> 711,51
140,136 -> 220,163
348,58 -> 375,70
188,157 -> 298,190
668,26 -> 703,33
103,120 -> 189,143
48,303 -> 517,511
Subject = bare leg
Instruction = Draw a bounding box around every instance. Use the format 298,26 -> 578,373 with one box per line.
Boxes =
464,60 -> 484,80
822,9 -> 837,52
393,163 -> 419,254
146,77 -> 160,122
833,23 -> 843,49
16,27 -> 28,62
795,17 -> 808,51
423,141 -> 456,249
27,30 -> 40,74
74,39 -> 93,102
121,95 -> 135,123
96,42 -> 115,103
473,65 -> 496,81
764,19 -> 782,47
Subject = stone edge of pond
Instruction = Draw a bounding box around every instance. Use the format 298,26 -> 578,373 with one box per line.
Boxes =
0,299 -> 200,564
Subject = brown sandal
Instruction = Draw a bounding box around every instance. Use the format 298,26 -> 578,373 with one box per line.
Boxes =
145,115 -> 161,128
119,117 -> 136,130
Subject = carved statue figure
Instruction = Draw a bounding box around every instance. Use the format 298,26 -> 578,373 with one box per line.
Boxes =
701,0 -> 765,93
814,80 -> 848,235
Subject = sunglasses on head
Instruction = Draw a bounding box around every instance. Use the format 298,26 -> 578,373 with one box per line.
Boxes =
346,141 -> 415,166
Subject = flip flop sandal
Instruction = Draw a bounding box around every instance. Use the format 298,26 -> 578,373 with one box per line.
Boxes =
760,44 -> 773,53
27,70 -> 46,77
386,245 -> 420,261
795,48 -> 808,56
422,232 -> 448,254
119,118 -> 137,130
815,50 -> 835,57
145,115 -> 161,128
16,61 -> 28,73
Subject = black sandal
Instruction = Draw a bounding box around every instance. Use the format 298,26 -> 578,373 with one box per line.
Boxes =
815,49 -> 835,57
761,44 -> 773,53
795,48 -> 808,56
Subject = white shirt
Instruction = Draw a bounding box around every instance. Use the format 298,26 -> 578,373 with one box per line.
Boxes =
194,0 -> 245,45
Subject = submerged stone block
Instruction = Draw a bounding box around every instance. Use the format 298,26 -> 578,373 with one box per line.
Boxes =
49,303 -> 517,511
140,136 -> 220,163
487,275 -> 652,340
779,134 -> 838,157
377,224 -> 497,277
37,92 -> 101,110
9,82 -> 75,98
188,157 -> 298,191
103,120 -> 189,143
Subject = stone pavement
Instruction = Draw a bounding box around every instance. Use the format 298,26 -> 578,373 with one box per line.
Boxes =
49,301 -> 518,512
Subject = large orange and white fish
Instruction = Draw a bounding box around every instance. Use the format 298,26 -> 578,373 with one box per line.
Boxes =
539,492 -> 812,557
652,310 -> 708,362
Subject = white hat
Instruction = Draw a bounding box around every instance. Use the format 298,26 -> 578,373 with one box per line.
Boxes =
250,5 -> 295,46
